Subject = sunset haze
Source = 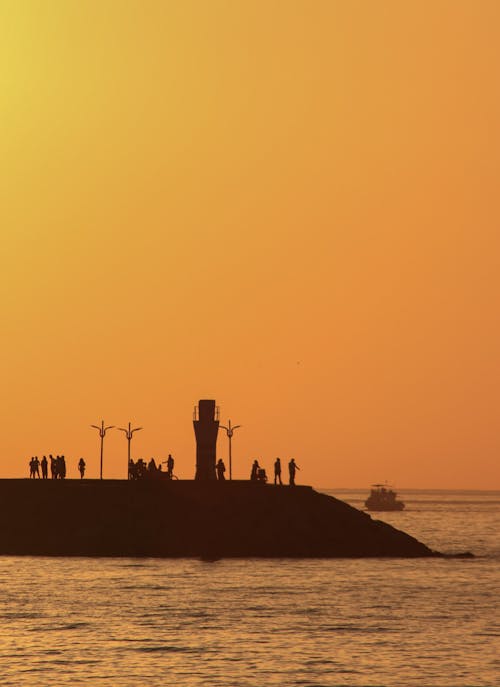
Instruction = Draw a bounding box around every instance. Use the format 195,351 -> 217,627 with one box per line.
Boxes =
1,1 -> 499,488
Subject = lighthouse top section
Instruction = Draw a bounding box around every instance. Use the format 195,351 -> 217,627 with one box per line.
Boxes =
193,400 -> 219,481
193,399 -> 220,423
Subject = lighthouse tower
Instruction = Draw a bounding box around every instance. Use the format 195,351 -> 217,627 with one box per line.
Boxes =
193,399 -> 219,480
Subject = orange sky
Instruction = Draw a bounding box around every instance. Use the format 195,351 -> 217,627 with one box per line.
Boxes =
1,1 -> 499,488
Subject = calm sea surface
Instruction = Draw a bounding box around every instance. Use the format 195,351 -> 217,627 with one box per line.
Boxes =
0,489 -> 498,686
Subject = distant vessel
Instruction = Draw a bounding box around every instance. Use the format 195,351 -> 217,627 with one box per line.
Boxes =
365,484 -> 405,511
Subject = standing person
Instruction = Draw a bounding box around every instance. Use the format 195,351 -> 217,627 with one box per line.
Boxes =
216,458 -> 226,481
288,458 -> 300,486
250,459 -> 260,481
33,456 -> 40,479
41,456 -> 48,480
29,457 -> 36,479
59,455 -> 66,479
49,455 -> 57,479
274,457 -> 282,485
78,458 -> 86,479
167,454 -> 174,478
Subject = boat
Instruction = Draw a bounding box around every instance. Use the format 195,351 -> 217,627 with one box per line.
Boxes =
365,484 -> 405,511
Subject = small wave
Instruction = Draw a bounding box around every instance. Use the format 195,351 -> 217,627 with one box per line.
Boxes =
120,584 -> 173,591
31,622 -> 90,632
132,645 -> 198,654
17,667 -> 54,674
322,624 -> 397,633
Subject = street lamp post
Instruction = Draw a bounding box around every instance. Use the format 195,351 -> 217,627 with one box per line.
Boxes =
117,422 -> 143,479
219,419 -> 241,481
90,421 -> 115,480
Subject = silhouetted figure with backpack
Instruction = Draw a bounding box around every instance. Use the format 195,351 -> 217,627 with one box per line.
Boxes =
288,458 -> 300,486
78,458 -> 86,479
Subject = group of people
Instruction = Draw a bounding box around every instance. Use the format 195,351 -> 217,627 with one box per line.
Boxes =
27,452 -> 299,484
213,457 -> 300,484
249,457 -> 300,485
128,454 -> 175,480
28,455 -> 86,479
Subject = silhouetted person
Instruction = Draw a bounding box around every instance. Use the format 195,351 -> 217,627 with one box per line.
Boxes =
41,456 -> 48,479
288,458 -> 299,486
257,467 -> 267,483
274,457 -> 282,485
29,457 -> 36,479
33,456 -> 40,478
57,455 -> 66,479
251,459 -> 260,481
167,454 -> 174,478
78,458 -> 86,479
216,458 -> 226,481
129,459 -> 138,480
148,457 -> 157,473
49,454 -> 57,479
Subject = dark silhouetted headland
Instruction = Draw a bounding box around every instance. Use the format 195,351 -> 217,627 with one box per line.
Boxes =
4,400 -> 445,558
0,479 -> 438,558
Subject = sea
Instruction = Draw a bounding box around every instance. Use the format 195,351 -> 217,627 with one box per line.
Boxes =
0,489 -> 498,687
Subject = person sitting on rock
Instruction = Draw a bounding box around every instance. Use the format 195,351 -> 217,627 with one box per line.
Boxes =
129,459 -> 138,480
257,467 -> 267,483
136,459 -> 146,479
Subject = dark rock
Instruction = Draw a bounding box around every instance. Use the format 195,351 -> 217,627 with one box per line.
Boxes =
0,480 -> 439,558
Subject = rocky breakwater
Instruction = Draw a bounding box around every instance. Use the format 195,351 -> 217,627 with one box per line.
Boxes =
0,479 -> 439,558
